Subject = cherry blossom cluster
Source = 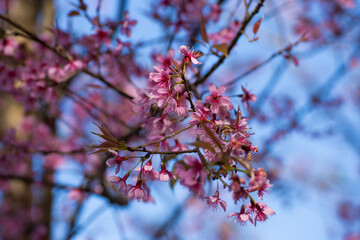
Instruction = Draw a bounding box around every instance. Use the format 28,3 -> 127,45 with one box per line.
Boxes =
96,44 -> 275,226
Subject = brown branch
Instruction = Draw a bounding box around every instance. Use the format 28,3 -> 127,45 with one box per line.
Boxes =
127,147 -> 197,155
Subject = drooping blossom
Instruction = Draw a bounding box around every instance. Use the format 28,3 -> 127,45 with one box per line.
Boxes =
206,190 -> 227,211
106,150 -> 128,174
228,204 -> 253,225
175,155 -> 206,196
205,83 -> 233,114
140,160 -> 159,181
248,168 -> 273,200
229,175 -> 248,203
128,180 -> 147,202
159,163 -> 176,182
108,174 -> 129,195
246,202 -> 275,226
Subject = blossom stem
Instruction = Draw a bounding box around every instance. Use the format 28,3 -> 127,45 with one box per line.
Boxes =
137,125 -> 194,148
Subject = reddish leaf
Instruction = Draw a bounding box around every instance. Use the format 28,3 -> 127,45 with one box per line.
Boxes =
291,55 -> 299,66
85,84 -> 107,89
253,16 -> 263,35
68,10 -> 80,17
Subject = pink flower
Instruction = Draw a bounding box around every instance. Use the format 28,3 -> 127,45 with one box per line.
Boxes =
246,202 -> 275,226
0,37 -> 18,56
108,174 -> 128,195
205,83 -> 233,114
178,45 -> 202,65
128,180 -> 147,202
64,60 -> 84,73
209,4 -> 221,22
232,118 -> 250,138
228,204 -> 253,225
241,86 -> 257,109
189,101 -> 211,125
172,139 -> 189,152
175,155 -> 206,188
121,11 -> 137,37
248,168 -> 272,200
159,164 -> 176,182
149,66 -> 171,89
48,64 -> 65,82
106,150 -> 127,174
149,87 -> 173,108
229,175 -> 248,203
68,189 -> 86,202
141,160 -> 159,181
206,190 -> 227,211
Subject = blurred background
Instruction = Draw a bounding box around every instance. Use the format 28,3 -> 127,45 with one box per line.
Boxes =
1,0 -> 360,239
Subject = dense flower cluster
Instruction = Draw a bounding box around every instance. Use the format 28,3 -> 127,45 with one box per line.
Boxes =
100,44 -> 274,226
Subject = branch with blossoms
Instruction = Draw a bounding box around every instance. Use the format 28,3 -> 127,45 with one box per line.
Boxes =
0,173 -> 128,205
0,14 -> 133,100
91,44 -> 275,225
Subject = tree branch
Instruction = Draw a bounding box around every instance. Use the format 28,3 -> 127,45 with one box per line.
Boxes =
194,0 -> 266,86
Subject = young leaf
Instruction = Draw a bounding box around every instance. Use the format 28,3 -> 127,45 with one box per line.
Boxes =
200,123 -> 223,154
200,14 -> 209,43
191,140 -> 214,152
213,43 -> 228,57
253,15 -> 263,35
291,55 -> 299,66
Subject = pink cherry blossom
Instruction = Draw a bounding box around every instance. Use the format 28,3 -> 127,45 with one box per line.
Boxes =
108,174 -> 128,194
228,204 -> 253,225
175,155 -> 206,188
178,45 -> 202,64
149,66 -> 171,89
106,150 -> 127,174
121,11 -> 137,37
241,86 -> 257,109
205,83 -> 233,114
206,190 -> 227,211
246,202 -> 275,226
159,164 -> 176,182
141,160 -> 159,181
128,180 -> 147,202
68,189 -> 86,202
